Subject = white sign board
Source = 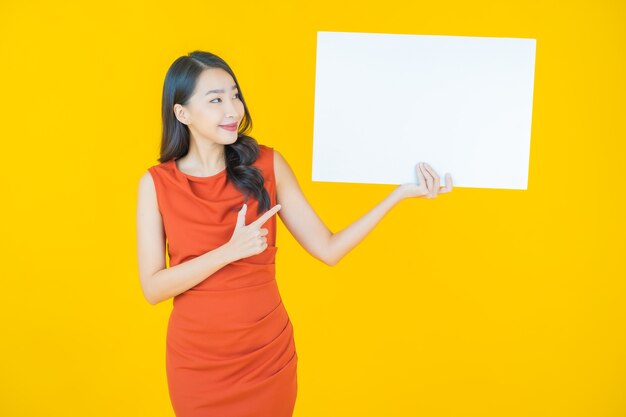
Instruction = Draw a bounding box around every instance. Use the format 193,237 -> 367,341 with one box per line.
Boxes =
312,31 -> 537,190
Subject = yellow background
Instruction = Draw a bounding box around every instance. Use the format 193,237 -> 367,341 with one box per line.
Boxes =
1,0 -> 625,416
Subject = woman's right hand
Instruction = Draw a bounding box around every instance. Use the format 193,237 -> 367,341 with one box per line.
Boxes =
225,203 -> 282,261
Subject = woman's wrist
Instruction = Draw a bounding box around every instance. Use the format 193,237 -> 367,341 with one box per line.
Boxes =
392,185 -> 408,202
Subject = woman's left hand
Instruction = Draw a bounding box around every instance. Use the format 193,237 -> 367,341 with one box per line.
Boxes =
396,162 -> 453,200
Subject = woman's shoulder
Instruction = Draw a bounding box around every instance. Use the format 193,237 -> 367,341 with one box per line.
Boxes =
256,143 -> 276,165
255,143 -> 278,184
142,160 -> 176,191
257,143 -> 274,156
147,159 -> 174,176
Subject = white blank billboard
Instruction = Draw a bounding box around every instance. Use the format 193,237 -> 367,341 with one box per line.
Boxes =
312,31 -> 537,190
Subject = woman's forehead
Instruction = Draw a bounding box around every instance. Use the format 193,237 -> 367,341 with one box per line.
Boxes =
197,68 -> 235,89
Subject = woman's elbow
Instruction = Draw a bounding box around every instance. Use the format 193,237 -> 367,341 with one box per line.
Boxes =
322,235 -> 339,266
139,277 -> 158,305
323,253 -> 340,267
143,289 -> 157,305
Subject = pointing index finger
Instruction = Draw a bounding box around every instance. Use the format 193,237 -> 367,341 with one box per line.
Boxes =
251,204 -> 282,228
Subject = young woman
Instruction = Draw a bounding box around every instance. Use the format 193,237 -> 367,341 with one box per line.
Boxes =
136,50 -> 453,417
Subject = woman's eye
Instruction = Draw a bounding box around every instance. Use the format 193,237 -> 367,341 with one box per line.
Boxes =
210,94 -> 240,103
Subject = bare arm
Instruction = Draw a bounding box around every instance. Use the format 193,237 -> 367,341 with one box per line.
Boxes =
274,150 -> 405,266
136,172 -> 237,305
327,189 -> 405,265
274,152 -> 452,266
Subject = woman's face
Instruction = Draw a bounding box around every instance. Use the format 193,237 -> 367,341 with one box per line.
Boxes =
177,68 -> 245,145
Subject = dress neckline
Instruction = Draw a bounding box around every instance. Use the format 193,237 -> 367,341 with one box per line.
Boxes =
171,159 -> 227,182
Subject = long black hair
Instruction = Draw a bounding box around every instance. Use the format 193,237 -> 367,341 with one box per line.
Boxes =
159,50 -> 270,215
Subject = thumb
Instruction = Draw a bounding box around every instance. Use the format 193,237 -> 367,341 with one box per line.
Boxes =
235,203 -> 247,229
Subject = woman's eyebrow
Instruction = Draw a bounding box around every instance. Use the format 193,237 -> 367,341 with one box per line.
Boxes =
205,85 -> 238,95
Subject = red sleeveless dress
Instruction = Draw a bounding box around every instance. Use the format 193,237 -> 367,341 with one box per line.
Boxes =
147,144 -> 298,417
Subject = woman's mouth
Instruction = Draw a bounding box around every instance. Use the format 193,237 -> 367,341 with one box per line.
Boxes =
219,123 -> 238,131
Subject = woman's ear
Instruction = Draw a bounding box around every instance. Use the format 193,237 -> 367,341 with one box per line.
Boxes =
173,104 -> 189,126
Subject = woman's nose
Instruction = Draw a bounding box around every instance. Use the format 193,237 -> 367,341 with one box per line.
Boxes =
225,101 -> 239,117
